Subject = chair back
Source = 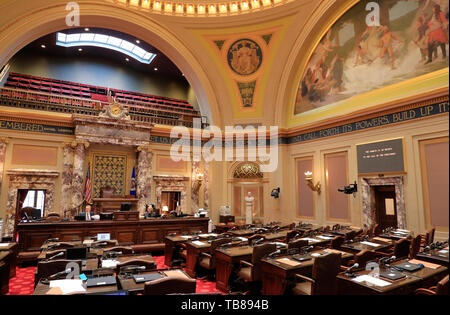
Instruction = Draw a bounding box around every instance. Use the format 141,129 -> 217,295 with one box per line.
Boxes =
330,236 -> 345,249
251,243 -> 277,281
36,260 -> 82,286
48,242 -> 75,250
372,224 -> 381,236
354,250 -> 376,268
311,253 -> 341,295
436,275 -> 449,295
425,227 -> 435,246
288,239 -> 308,250
393,238 -> 411,259
21,207 -> 36,219
143,276 -> 196,295
103,246 -> 134,255
100,186 -> 116,198
346,230 -> 358,241
323,226 -> 331,233
409,234 -> 422,258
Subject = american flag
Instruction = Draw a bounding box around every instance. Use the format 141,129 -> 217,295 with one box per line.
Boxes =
84,164 -> 93,204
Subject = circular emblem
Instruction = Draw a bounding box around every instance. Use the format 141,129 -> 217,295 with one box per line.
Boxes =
227,39 -> 262,76
109,104 -> 122,117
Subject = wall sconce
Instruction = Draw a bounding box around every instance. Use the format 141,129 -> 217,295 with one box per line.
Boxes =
192,173 -> 204,193
304,171 -> 321,194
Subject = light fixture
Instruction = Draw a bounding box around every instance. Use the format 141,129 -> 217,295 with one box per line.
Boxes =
192,173 -> 204,193
305,171 -> 321,194
153,67 -> 158,71
162,205 -> 169,215
56,32 -> 156,64
41,44 -> 46,48
271,187 -> 280,199
78,48 -> 83,51
84,28 -> 90,31
125,58 -> 129,61
136,39 -> 140,44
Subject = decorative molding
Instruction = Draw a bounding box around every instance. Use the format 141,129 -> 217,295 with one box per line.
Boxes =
153,175 -> 190,182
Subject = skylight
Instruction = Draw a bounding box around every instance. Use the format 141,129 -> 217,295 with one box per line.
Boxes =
56,32 -> 157,64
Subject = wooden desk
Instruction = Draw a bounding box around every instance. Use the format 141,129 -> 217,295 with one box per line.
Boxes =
215,245 -> 253,293
17,217 -> 209,252
0,243 -> 18,277
185,240 -> 211,278
92,198 -> 139,212
297,236 -> 332,247
118,269 -> 191,294
337,259 -> 447,295
264,230 -> 291,241
103,254 -> 156,270
164,235 -> 193,266
0,251 -> 11,294
230,229 -> 256,237
33,280 -> 118,295
416,247 -> 449,268
378,229 -> 412,240
260,249 -> 353,295
331,226 -> 363,238
340,237 -> 395,253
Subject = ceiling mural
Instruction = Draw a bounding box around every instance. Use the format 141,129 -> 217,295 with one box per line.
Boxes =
293,0 -> 449,116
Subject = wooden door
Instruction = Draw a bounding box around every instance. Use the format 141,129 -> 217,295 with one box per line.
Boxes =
374,186 -> 397,230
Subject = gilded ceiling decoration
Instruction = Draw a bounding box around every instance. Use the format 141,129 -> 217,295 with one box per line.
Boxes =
233,162 -> 263,178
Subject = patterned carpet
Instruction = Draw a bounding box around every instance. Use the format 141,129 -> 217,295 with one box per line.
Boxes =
6,255 -> 222,295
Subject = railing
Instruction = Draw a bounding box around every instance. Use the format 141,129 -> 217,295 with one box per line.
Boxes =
0,87 -> 206,128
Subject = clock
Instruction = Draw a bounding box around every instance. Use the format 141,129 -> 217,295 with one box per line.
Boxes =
99,102 -> 131,120
109,104 -> 122,117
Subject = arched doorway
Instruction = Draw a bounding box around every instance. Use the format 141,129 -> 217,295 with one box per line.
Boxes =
0,2 -> 220,126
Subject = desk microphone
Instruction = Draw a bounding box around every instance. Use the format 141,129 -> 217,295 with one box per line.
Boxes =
96,242 -> 108,247
267,250 -> 281,258
301,245 -> 314,254
252,238 -> 264,246
47,252 -> 65,260
121,266 -> 146,273
41,268 -> 72,284
346,263 -> 359,273
105,251 -> 122,258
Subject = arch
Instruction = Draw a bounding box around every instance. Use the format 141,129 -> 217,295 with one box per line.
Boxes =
0,1 -> 221,126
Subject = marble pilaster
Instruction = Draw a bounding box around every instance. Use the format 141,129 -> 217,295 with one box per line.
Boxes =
71,141 -> 88,209
203,160 -> 210,210
0,137 -> 8,195
137,146 -> 153,214
61,143 -> 74,217
191,161 -> 201,212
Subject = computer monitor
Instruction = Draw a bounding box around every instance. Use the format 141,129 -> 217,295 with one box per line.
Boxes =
66,247 -> 87,260
120,203 -> 131,211
97,233 -> 110,241
31,208 -> 42,219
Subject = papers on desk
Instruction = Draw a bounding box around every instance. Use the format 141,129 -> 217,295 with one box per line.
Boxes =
352,275 -> 391,287
438,250 -> 448,254
181,235 -> 193,239
192,241 -> 207,246
49,279 -> 86,295
236,237 -> 248,242
396,229 -> 410,233
316,235 -> 334,240
408,259 -> 440,269
360,241 -> 381,247
199,233 -> 218,238
310,253 -> 322,257
276,258 -> 302,267
102,259 -> 119,268
300,238 -> 320,243
372,237 -> 392,243
83,240 -> 94,245
0,243 -> 10,247
272,242 -> 287,248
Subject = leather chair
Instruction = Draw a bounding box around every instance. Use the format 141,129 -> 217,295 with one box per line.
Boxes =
198,238 -> 230,273
237,243 -> 277,283
323,226 -> 331,233
21,207 -> 36,219
345,230 -> 358,241
414,275 -> 449,295
377,238 -> 411,259
286,230 -> 301,243
409,234 -> 422,259
103,246 -> 134,255
143,276 -> 197,295
291,253 -> 342,295
287,239 -> 308,251
45,212 -> 61,222
330,236 -> 345,250
345,249 -> 376,268
35,259 -> 82,288
116,259 -> 156,274
372,224 -> 381,236
421,227 -> 435,247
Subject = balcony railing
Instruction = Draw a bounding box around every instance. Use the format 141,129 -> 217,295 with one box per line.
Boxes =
0,87 -> 206,128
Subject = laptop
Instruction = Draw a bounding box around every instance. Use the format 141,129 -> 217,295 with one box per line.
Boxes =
379,270 -> 406,281
292,254 -> 312,262
132,273 -> 164,284
86,276 -> 117,288
66,247 -> 87,266
395,262 -> 422,272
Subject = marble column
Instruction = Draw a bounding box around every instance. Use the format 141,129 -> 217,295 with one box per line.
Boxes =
61,143 -> 74,217
203,160 -> 210,210
191,160 -> 201,212
136,146 -> 152,214
71,141 -> 88,209
0,138 -> 9,237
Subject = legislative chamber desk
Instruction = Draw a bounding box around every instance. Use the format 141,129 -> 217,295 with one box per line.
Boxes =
17,217 -> 209,252
340,237 -> 395,253
260,249 -> 353,295
416,247 -> 449,268
0,242 -> 18,277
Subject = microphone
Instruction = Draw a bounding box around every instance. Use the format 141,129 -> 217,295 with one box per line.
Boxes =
346,263 -> 359,273
252,238 -> 264,246
423,246 -> 431,252
301,245 -> 314,253
105,251 -> 122,258
121,265 -> 146,273
47,252 -> 65,260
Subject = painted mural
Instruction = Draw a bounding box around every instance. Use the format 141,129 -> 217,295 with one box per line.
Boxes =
294,0 -> 449,115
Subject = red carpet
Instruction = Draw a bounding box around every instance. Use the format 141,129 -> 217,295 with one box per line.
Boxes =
7,256 -> 222,295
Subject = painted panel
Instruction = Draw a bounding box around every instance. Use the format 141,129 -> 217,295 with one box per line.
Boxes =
11,144 -> 58,166
296,158 -> 314,218
325,152 -> 349,221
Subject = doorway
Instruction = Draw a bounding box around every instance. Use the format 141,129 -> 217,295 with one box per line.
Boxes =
374,185 -> 397,230
161,191 -> 181,211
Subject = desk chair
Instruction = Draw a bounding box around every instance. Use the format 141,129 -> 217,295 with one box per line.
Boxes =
287,239 -> 309,251
45,213 -> 61,222
414,275 -> 449,295
343,249 -> 376,269
409,234 -> 422,259
198,238 -> 230,278
143,276 -> 196,295
0,257 -> 10,294
237,243 -> 277,284
291,253 -> 342,295
35,259 -> 82,288
420,227 -> 435,248
376,238 -> 411,259
286,230 -> 302,243
345,230 -> 358,241
330,236 -> 345,250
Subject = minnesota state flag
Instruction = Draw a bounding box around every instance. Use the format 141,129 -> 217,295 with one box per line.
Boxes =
130,167 -> 136,196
